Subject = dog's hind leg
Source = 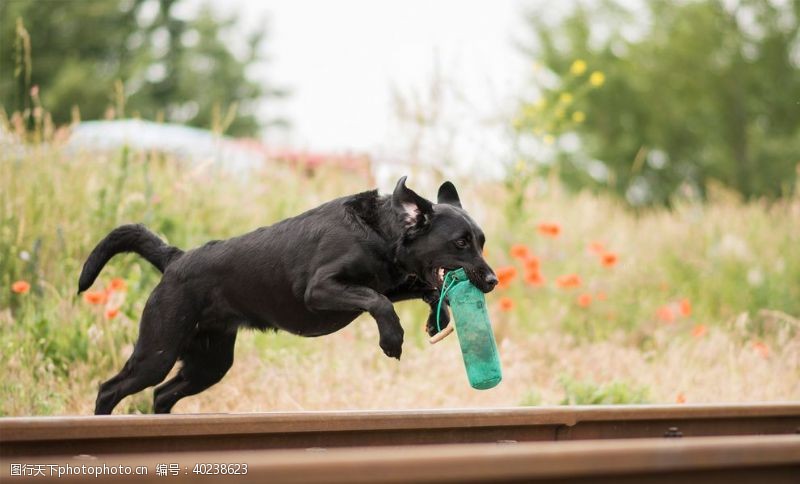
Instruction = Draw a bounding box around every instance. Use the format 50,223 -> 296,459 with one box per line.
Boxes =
153,330 -> 236,414
94,284 -> 195,415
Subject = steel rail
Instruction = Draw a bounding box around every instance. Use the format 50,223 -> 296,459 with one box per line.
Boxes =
2,403 -> 799,458
1,435 -> 799,483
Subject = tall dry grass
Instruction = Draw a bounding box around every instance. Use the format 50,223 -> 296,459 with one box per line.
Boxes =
1,137 -> 799,415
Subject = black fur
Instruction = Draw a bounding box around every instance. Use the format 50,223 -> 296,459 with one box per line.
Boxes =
79,177 -> 496,414
78,224 -> 183,292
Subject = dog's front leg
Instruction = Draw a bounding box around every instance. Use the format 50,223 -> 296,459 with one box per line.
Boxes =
422,291 -> 450,337
386,286 -> 450,337
305,273 -> 404,359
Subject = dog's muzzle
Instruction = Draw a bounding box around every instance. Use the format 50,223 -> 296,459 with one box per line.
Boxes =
483,272 -> 498,291
467,268 -> 498,293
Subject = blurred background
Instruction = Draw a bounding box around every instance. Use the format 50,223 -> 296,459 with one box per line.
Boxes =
1,0 -> 798,415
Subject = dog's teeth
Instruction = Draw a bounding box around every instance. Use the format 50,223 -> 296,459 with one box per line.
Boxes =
438,268 -> 444,282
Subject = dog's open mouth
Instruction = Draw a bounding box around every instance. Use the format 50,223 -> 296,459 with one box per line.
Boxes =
432,266 -> 453,289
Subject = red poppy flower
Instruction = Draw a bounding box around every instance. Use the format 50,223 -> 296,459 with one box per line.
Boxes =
523,255 -> 540,273
496,266 -> 518,289
679,298 -> 692,317
555,273 -> 582,289
537,222 -> 561,238
109,278 -> 127,292
656,306 -> 675,323
588,241 -> 605,255
752,341 -> 770,358
83,290 -> 107,305
600,252 -> 618,267
691,324 -> 707,338
12,280 -> 30,294
524,270 -> 545,287
509,244 -> 531,261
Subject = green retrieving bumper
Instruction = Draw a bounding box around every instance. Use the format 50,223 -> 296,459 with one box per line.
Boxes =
437,268 -> 503,390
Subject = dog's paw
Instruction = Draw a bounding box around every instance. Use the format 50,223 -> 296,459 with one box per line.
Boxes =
422,290 -> 441,306
426,305 -> 450,337
379,329 -> 404,360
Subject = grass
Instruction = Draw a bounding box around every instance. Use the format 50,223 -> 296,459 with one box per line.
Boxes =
1,133 -> 799,415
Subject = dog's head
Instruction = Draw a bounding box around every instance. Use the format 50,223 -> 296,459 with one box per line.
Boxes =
392,176 -> 497,293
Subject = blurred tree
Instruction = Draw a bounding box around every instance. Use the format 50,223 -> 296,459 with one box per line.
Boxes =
0,0 -> 285,136
516,0 -> 800,205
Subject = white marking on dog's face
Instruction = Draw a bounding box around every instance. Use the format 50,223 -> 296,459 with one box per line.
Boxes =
402,202 -> 419,225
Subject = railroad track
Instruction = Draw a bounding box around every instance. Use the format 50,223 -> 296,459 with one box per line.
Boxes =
2,404 -> 799,482
2,403 -> 798,457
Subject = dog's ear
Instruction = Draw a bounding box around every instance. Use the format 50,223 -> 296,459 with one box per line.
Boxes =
437,181 -> 462,208
392,176 -> 433,229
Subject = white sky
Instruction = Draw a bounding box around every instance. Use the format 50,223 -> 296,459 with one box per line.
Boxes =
207,0 -> 546,176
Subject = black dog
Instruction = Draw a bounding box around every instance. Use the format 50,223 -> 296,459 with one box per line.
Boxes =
78,177 -> 497,414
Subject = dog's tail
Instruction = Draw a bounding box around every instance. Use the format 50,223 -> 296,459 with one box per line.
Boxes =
78,224 -> 184,293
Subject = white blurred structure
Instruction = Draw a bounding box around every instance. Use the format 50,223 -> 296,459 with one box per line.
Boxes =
67,120 -> 259,171
65,119 -> 372,177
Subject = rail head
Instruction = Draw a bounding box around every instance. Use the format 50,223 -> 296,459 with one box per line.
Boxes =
1,403 -> 799,443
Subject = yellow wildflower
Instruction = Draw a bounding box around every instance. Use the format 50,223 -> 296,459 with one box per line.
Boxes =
589,71 -> 605,87
559,92 -> 573,104
543,135 -> 555,145
570,59 -> 587,76
572,111 -> 586,123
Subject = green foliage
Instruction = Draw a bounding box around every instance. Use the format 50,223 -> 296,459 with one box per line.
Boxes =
0,0 -> 284,136
559,376 -> 650,405
2,141 -> 798,413
517,0 -> 800,206
0,133 -> 373,414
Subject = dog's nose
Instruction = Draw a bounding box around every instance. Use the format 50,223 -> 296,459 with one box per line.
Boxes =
484,273 -> 498,289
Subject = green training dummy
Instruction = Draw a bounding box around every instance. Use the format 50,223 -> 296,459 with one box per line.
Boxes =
431,268 -> 503,390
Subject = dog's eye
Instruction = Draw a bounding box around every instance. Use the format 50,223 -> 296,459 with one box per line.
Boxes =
454,239 -> 468,249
